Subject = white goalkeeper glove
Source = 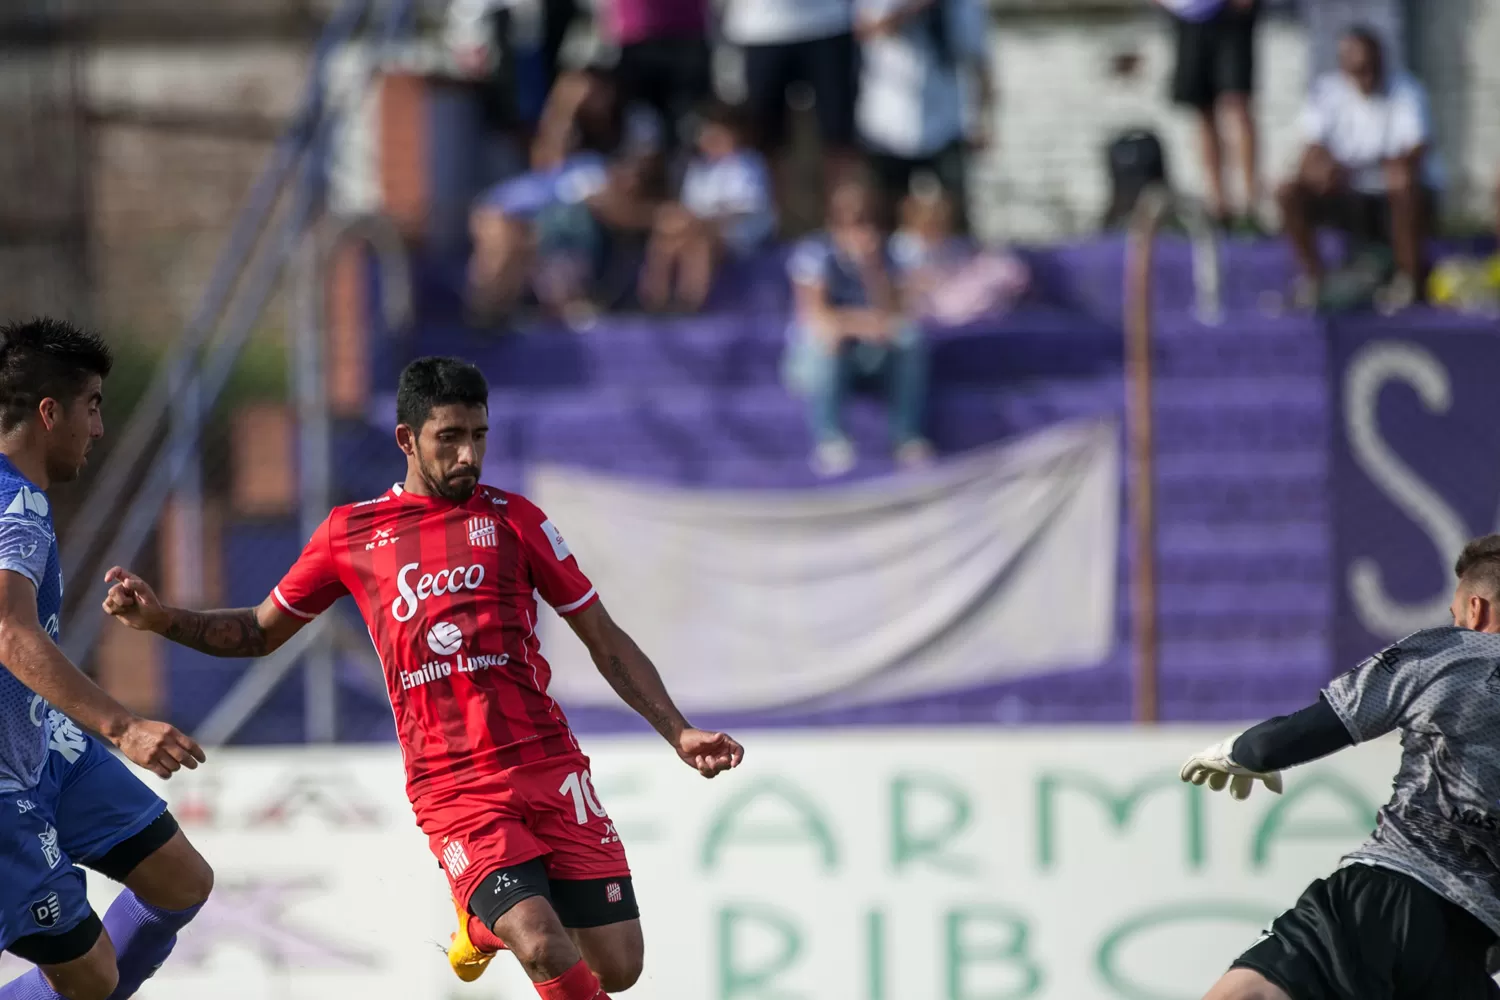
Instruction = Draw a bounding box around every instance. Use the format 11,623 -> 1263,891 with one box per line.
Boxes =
1180,734 -> 1284,800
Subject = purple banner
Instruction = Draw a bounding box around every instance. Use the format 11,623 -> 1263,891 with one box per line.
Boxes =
1330,317 -> 1500,674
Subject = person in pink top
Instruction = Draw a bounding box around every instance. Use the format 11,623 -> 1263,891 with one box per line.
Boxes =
606,0 -> 711,154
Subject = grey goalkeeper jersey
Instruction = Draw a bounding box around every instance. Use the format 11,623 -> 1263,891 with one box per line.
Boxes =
1325,626 -> 1500,935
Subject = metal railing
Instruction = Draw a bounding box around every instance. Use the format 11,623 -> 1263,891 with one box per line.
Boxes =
285,214 -> 411,744
59,0 -> 371,597
1123,184 -> 1223,724
61,0 -> 417,670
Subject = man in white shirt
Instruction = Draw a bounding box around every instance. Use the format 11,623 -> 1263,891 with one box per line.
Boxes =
1276,26 -> 1440,307
854,0 -> 995,232
722,0 -> 859,188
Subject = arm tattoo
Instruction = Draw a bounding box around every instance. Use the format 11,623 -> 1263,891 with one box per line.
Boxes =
162,608 -> 269,658
604,654 -> 679,739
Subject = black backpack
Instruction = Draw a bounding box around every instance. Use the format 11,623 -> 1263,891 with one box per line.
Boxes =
1101,129 -> 1169,230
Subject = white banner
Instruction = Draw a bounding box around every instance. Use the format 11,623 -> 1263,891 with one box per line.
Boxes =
535,420 -> 1120,716
0,730 -> 1412,1000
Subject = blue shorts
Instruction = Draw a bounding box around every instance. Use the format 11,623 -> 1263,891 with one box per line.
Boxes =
0,725 -> 167,955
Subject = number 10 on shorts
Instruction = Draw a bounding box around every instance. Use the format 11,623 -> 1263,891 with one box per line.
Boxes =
559,769 -> 620,844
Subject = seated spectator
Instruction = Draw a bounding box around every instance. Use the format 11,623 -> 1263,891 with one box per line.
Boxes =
468,68 -> 664,324
783,179 -> 932,477
855,0 -> 995,232
721,0 -> 861,205
640,101 -> 776,312
605,0 -> 712,155
1277,25 -> 1441,311
892,179 -> 1029,325
469,135 -> 609,321
1158,0 -> 1261,229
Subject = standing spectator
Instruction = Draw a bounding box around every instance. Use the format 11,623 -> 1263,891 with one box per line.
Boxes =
855,0 -> 995,232
721,0 -> 860,197
1276,26 -> 1441,310
640,101 -> 776,312
1159,0 -> 1261,228
783,179 -> 932,477
605,0 -> 712,155
447,0 -> 585,126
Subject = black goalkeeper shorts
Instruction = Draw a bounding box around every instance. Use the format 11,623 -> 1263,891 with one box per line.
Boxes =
1233,864 -> 1500,1000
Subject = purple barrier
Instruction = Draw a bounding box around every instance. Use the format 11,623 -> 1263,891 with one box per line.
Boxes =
176,236 -> 1500,742
1329,312 -> 1500,674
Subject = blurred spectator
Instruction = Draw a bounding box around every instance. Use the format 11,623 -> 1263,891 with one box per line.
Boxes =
783,179 -> 932,477
1159,0 -> 1261,228
854,0 -> 995,232
722,0 -> 860,193
447,0 -> 585,127
892,180 -> 1030,326
1277,26 -> 1441,311
640,101 -> 776,312
468,69 -> 664,324
604,0 -> 712,156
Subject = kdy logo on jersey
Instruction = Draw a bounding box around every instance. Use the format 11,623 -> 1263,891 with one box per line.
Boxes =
467,517 -> 497,548
366,528 -> 398,552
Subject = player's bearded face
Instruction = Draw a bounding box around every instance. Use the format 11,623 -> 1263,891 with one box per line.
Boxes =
410,404 -> 487,502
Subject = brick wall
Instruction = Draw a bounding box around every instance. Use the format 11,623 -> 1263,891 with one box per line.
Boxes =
87,42 -> 307,341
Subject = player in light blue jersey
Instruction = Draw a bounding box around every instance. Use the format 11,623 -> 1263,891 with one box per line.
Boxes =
0,319 -> 211,1000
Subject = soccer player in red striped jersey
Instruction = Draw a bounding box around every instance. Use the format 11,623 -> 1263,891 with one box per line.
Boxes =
99,356 -> 744,1000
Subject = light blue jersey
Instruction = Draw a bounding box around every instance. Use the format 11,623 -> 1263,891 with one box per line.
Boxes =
0,456 -> 63,794
0,454 -> 167,953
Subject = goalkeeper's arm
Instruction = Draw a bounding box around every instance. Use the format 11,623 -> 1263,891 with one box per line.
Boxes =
1181,695 -> 1354,799
1230,695 -> 1354,772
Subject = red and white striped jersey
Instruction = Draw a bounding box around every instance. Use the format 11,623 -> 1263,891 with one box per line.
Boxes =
271,483 -> 599,798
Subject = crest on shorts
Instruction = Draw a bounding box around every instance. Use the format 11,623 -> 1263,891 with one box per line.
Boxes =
30,892 -> 61,928
606,882 -> 623,904
442,840 -> 471,878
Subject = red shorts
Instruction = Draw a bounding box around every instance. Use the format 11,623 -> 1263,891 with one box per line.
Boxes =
413,751 -> 631,908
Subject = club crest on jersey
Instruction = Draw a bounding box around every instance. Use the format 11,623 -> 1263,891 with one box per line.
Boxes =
366,528 -> 398,551
467,517 -> 497,548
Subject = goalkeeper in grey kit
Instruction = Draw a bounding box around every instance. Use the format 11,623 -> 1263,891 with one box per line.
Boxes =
1182,533 -> 1500,1000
